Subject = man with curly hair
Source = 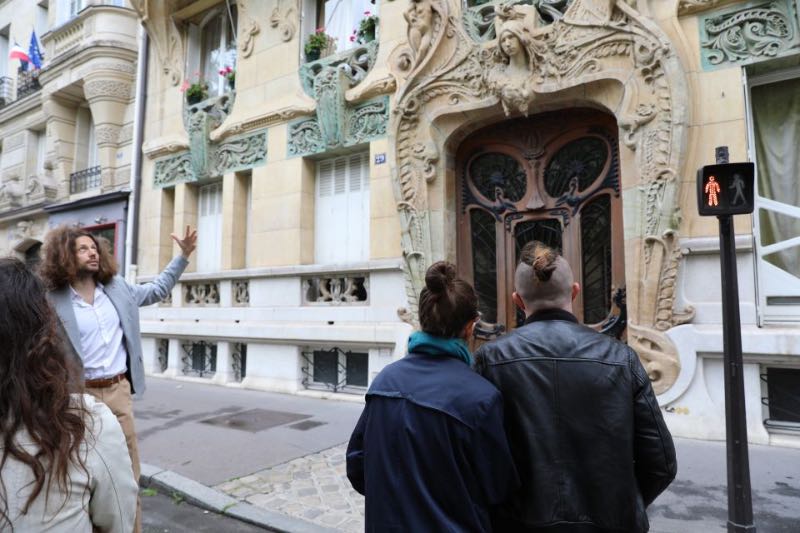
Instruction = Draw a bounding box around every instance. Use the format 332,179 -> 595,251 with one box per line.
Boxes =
40,224 -> 197,533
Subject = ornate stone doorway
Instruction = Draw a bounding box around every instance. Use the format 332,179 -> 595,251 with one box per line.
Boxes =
456,109 -> 625,337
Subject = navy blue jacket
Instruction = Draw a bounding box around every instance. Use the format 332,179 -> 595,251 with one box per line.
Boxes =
346,352 -> 519,532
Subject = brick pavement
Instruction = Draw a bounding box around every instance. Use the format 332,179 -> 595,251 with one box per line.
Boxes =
215,443 -> 364,532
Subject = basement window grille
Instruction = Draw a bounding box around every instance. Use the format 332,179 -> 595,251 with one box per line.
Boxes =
301,347 -> 368,393
181,341 -> 217,378
761,367 -> 800,431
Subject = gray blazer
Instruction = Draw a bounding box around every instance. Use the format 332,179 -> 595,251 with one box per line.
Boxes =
49,256 -> 188,395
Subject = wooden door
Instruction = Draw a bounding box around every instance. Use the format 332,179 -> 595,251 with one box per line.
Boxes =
456,109 -> 625,339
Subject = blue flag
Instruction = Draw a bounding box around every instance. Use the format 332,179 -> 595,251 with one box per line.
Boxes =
28,30 -> 43,70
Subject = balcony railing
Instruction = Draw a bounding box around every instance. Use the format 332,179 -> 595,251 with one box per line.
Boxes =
69,165 -> 101,194
16,69 -> 41,99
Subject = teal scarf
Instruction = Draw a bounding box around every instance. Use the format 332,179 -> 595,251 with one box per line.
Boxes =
407,331 -> 472,366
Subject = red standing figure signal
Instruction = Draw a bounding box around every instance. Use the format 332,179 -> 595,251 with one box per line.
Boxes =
705,175 -> 721,207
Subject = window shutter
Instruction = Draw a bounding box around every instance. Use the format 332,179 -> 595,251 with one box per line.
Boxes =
315,152 -> 370,264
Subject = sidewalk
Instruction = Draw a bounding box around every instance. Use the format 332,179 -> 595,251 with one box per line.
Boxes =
135,378 -> 800,532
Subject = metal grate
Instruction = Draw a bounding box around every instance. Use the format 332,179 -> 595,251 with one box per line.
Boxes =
761,368 -> 800,430
69,165 -> 102,194
181,341 -> 217,378
232,343 -> 247,382
16,68 -> 41,99
157,339 -> 169,373
301,347 -> 369,393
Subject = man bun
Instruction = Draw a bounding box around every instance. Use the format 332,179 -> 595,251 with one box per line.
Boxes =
425,261 -> 456,295
520,241 -> 557,282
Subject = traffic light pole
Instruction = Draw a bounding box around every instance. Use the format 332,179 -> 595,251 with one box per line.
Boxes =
715,146 -> 755,533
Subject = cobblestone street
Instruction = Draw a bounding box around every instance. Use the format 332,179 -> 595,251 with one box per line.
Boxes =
216,443 -> 364,532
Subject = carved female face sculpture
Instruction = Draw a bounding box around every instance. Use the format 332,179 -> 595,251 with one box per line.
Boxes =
500,30 -> 523,58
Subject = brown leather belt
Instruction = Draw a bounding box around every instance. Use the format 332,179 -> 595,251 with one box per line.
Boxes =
85,372 -> 127,389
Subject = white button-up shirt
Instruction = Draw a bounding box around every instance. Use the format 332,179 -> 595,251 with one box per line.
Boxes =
70,283 -> 128,380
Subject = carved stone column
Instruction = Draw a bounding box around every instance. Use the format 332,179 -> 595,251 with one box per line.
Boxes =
84,68 -> 134,189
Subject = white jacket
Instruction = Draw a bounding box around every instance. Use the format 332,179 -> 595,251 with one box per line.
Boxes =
1,394 -> 137,532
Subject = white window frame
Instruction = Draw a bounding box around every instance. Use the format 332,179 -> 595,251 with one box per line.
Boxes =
186,6 -> 237,99
745,64 -> 800,325
36,1 -> 50,37
314,151 -> 370,264
197,182 -> 223,273
57,0 -> 81,25
35,130 -> 47,176
299,0 -> 378,60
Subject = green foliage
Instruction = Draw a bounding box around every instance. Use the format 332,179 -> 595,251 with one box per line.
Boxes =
304,28 -> 331,55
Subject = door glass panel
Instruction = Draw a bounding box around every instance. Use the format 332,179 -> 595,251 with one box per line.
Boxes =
469,153 -> 527,202
581,195 -> 612,323
470,208 -> 498,323
544,137 -> 608,197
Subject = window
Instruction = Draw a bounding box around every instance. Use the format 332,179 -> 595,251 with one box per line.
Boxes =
197,182 -> 223,272
57,0 -> 82,25
0,26 -> 9,78
748,68 -> 800,322
35,130 -> 47,177
762,367 -> 800,430
314,152 -> 370,264
36,1 -> 50,36
302,347 -> 369,393
301,0 -> 376,56
187,5 -> 237,98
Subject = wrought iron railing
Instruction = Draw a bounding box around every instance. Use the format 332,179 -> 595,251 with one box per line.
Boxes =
761,369 -> 800,430
232,343 -> 247,382
301,347 -> 368,393
16,68 -> 41,99
0,76 -> 12,106
69,165 -> 101,193
157,339 -> 169,373
181,340 -> 217,378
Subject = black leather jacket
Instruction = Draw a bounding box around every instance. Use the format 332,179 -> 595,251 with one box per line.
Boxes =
474,310 -> 677,532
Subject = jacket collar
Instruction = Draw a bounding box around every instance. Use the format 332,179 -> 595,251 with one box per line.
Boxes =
522,308 -> 579,326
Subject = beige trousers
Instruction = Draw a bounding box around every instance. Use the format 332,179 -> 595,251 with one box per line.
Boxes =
86,377 -> 142,533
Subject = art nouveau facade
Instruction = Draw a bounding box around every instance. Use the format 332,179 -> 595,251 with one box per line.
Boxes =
131,0 -> 800,447
0,0 -> 138,268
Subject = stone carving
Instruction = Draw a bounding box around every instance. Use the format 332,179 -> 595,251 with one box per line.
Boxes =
288,97 -> 388,157
304,276 -> 368,304
678,0 -> 724,16
154,152 -> 193,187
84,80 -> 132,101
463,0 -> 572,42
214,132 -> 267,174
700,1 -> 796,66
0,175 -> 25,206
270,0 -> 298,43
129,1 -> 184,86
184,282 -> 220,305
153,130 -> 267,187
291,42 -> 386,156
389,0 -> 692,394
95,125 -> 121,146
233,280 -> 250,306
11,220 -> 34,242
184,93 -> 234,179
237,0 -> 261,57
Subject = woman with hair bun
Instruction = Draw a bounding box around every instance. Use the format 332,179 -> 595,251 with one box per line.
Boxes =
346,261 -> 519,532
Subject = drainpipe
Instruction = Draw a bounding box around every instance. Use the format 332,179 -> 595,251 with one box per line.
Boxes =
125,25 -> 148,282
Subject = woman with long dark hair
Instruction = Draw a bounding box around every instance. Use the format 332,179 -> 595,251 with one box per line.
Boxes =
0,258 -> 137,532
346,261 -> 519,531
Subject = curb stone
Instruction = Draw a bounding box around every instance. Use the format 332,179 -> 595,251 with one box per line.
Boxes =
140,463 -> 339,533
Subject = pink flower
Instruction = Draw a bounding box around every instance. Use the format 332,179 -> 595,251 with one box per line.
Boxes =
364,11 -> 371,15
179,80 -> 190,93
315,27 -> 325,33
349,35 -> 355,42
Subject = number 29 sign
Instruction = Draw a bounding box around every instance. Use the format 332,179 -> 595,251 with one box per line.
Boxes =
696,162 -> 755,216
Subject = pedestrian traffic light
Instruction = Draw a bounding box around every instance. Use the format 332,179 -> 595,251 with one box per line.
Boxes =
696,162 -> 754,216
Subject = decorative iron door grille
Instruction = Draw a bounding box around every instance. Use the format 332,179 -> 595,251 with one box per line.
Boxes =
232,343 -> 247,382
301,347 -> 369,393
157,339 -> 169,373
181,341 -> 217,378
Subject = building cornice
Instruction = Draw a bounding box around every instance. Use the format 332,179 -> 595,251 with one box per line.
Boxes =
0,202 -> 49,224
43,190 -> 130,214
0,90 -> 43,124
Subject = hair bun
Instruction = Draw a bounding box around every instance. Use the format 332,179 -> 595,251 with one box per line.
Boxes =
425,261 -> 456,295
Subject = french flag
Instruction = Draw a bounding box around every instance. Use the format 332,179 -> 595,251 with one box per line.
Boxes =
9,42 -> 29,70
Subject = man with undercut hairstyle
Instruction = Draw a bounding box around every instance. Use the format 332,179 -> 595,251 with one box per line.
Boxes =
474,241 -> 676,533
